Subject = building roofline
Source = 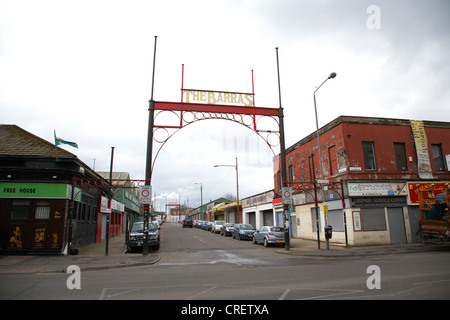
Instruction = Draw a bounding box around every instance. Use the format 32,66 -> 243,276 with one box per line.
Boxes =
284,115 -> 450,155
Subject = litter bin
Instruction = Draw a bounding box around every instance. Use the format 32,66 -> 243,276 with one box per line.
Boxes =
324,225 -> 333,239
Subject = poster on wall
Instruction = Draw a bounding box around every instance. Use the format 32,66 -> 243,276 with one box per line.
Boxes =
410,120 -> 433,179
353,211 -> 362,231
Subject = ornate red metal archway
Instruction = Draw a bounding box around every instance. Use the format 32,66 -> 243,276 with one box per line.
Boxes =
147,64 -> 283,182
144,37 -> 290,249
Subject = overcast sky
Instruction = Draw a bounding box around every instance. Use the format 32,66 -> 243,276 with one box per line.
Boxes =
1,0 -> 449,210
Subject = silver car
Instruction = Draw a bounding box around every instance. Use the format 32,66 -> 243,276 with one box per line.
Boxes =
211,220 -> 225,233
252,226 -> 285,247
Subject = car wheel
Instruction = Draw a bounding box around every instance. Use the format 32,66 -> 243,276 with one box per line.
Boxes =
263,238 -> 269,247
252,237 -> 257,244
232,233 -> 235,239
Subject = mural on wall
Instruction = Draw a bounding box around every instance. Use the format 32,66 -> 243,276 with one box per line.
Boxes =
9,226 -> 22,248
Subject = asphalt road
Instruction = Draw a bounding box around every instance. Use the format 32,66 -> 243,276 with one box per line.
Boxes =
1,222 -> 449,301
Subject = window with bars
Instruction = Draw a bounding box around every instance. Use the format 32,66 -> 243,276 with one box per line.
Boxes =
10,200 -> 30,220
35,200 -> 51,219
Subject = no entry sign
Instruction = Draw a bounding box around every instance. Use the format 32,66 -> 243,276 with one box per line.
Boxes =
282,187 -> 293,205
139,185 -> 152,204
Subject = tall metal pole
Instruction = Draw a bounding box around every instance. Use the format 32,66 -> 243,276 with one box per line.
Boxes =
276,47 -> 290,251
341,181 -> 349,247
195,183 -> 203,220
235,157 -> 240,223
106,146 -> 114,256
143,35 -> 158,256
313,72 -> 336,228
311,153 -> 321,249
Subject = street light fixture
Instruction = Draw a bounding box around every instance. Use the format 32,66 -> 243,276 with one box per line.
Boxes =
214,157 -> 240,223
313,72 -> 337,180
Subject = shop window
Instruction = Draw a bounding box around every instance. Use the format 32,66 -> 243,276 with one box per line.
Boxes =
394,143 -> 408,171
10,200 -> 30,220
431,144 -> 445,171
35,200 -> 51,219
362,141 -> 376,170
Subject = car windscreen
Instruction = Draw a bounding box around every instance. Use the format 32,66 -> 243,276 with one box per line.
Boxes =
240,224 -> 254,230
131,223 -> 144,232
131,223 -> 156,232
270,227 -> 284,232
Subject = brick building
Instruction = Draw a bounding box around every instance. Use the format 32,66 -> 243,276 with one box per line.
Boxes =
274,116 -> 450,246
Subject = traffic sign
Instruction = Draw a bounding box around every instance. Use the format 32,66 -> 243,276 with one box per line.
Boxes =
139,185 -> 152,204
282,187 -> 293,204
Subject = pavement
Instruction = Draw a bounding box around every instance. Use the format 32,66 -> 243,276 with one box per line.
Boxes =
279,237 -> 450,257
1,231 -> 449,274
0,233 -> 161,274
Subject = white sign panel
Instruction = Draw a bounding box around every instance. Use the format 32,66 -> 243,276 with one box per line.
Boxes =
348,182 -> 407,197
139,185 -> 152,204
282,187 -> 293,205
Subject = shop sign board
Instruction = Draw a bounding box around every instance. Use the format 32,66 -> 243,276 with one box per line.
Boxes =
348,182 -> 407,197
407,181 -> 450,205
0,183 -> 76,199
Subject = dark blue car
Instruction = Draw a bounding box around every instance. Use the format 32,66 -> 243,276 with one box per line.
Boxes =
232,224 -> 256,240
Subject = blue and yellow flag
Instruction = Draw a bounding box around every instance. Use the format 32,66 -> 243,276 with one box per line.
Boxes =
54,130 -> 78,148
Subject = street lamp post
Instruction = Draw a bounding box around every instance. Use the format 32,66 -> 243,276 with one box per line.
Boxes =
313,72 -> 336,181
214,157 -> 240,223
313,72 -> 336,250
195,183 -> 203,220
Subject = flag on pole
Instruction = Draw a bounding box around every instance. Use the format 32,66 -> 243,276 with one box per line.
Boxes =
54,130 -> 78,148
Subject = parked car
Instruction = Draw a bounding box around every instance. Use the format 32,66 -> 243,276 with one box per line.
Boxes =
200,220 -> 208,229
253,226 -> 285,247
220,222 -> 235,236
183,218 -> 193,228
232,224 -> 256,240
211,220 -> 225,233
205,221 -> 213,231
127,221 -> 160,252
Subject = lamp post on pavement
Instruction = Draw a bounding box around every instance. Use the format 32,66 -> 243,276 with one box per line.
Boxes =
214,157 -> 240,223
313,72 -> 336,249
194,183 -> 203,220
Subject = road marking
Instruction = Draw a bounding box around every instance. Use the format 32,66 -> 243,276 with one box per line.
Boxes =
193,236 -> 206,244
184,286 -> 217,300
279,289 -> 291,300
